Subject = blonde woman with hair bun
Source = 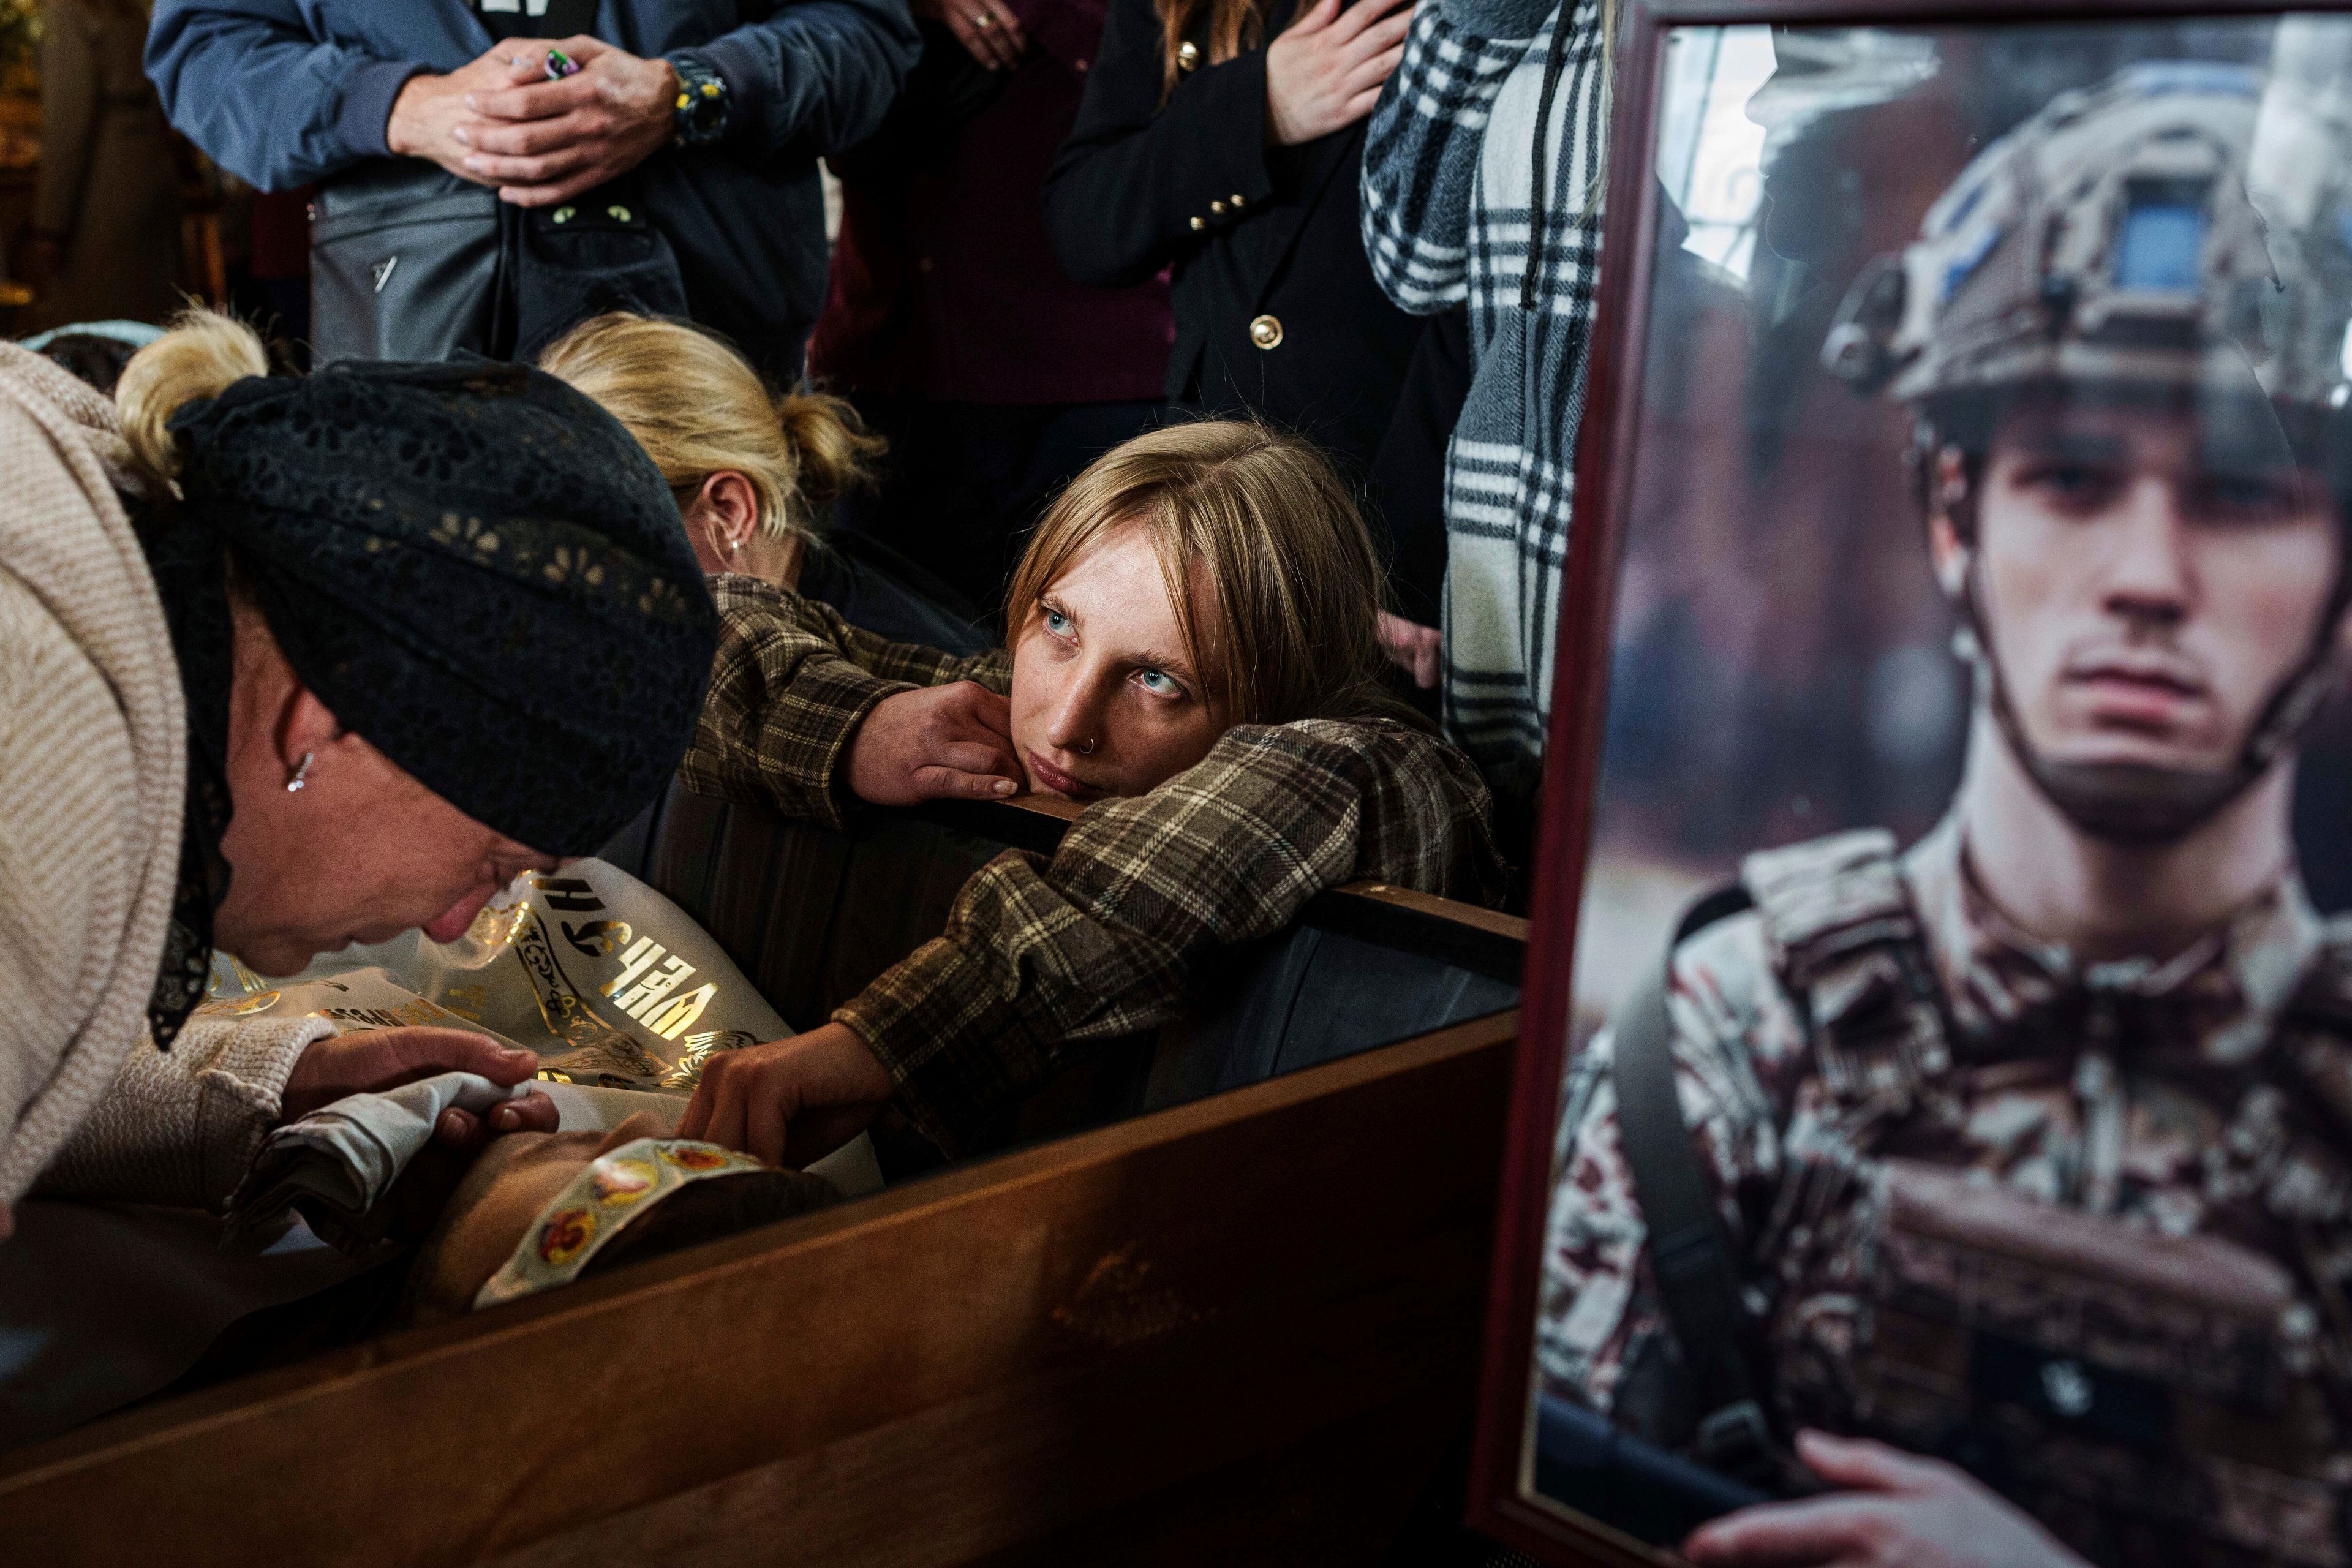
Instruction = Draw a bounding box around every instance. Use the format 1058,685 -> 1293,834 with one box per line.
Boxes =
539,313 -> 990,654
652,414 -> 1507,1169
0,311 -> 731,1238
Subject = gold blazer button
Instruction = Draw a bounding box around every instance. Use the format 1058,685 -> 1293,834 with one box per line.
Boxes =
1177,40 -> 1200,70
1249,314 -> 1283,350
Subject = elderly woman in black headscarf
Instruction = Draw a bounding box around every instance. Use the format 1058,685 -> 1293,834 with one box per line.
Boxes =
0,312 -> 718,1240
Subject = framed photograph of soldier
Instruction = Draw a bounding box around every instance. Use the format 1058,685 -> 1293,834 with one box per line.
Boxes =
1470,2 -> 2352,1565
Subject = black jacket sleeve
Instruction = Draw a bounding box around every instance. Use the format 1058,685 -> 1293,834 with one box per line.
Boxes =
688,0 -> 922,159
1041,0 -> 1280,288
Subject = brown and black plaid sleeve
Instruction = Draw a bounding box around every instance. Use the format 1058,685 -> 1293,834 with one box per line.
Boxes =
677,573 -> 1011,831
834,715 -> 1508,1155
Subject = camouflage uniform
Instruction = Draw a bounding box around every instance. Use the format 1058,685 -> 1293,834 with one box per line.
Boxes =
1539,817 -> 2352,1565
1534,60 -> 2352,1564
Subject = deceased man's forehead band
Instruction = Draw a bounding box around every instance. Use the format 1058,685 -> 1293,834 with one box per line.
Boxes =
474,1138 -> 769,1309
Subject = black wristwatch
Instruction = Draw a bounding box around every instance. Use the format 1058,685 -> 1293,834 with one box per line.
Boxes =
668,54 -> 731,146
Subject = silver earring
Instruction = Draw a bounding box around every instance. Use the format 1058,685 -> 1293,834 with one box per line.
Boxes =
285,752 -> 314,793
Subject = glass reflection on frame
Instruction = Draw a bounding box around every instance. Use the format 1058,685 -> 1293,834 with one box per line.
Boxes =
1481,9 -> 2352,1568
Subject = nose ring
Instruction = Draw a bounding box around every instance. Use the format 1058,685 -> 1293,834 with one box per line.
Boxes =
1076,738 -> 1096,755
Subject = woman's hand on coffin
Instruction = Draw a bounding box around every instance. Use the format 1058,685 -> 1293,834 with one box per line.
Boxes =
1375,611 -> 1442,689
847,682 -> 1024,806
677,1023 -> 893,1168
1683,1431 -> 2089,1568
279,1028 -> 559,1145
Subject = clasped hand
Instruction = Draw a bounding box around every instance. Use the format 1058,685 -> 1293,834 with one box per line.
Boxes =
388,36 -> 679,208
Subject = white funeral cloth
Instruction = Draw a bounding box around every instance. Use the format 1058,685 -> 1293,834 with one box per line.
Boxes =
203,857 -> 791,1092
225,1072 -> 530,1253
214,856 -> 882,1253
229,1072 -> 882,1257
11,851 -> 888,1449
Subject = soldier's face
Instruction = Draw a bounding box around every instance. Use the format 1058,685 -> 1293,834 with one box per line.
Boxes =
1956,396 -> 2342,774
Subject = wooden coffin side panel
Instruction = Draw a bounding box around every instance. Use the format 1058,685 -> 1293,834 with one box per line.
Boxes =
1,1011 -> 1518,1566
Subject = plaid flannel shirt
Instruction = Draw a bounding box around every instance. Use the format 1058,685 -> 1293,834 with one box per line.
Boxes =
682,574 -> 1509,1153
1361,0 -> 1608,796
679,575 -> 1006,831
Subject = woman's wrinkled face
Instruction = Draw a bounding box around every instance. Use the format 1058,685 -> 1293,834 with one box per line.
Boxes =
216,731 -> 557,975
1008,524 -> 1232,801
212,602 -> 559,976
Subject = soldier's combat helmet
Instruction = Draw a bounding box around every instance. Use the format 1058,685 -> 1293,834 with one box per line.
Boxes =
1824,61 -> 2352,845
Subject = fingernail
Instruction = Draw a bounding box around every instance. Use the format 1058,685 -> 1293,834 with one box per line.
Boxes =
463,156 -> 482,170
492,1106 -> 518,1129
452,126 -> 470,145
500,1047 -> 533,1061
993,778 -> 1016,795
438,1110 -> 463,1137
465,94 -> 479,110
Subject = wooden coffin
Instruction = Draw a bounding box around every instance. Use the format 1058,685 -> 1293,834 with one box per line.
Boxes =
2,792 -> 1525,1563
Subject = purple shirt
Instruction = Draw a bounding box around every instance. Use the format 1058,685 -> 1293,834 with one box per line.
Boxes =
809,0 -> 1172,405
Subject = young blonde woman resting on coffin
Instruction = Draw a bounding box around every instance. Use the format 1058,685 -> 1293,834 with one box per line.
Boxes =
538,314 -> 1508,1173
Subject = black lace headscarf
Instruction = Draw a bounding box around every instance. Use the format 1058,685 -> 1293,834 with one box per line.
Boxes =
135,357 -> 718,1046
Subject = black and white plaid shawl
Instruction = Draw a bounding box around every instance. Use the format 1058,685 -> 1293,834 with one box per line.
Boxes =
1363,0 -> 1610,797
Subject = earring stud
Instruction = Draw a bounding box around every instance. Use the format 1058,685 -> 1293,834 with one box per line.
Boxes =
286,752 -> 314,793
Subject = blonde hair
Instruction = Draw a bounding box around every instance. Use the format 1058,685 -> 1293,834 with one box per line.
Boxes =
1005,421 -> 1403,727
536,313 -> 881,549
115,308 -> 270,485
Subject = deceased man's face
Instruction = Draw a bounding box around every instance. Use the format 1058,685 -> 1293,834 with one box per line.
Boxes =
408,1110 -> 676,1323
1970,395 -> 2342,778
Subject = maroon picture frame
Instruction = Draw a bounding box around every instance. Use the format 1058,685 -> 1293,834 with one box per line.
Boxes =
1463,0 -> 2352,1559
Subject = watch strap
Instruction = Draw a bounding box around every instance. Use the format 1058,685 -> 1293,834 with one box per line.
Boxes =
668,53 -> 731,146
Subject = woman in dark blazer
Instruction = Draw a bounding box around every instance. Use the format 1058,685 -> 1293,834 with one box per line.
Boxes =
1041,0 -> 1420,480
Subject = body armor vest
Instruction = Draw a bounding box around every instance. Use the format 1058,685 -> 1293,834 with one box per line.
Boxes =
1736,829 -> 2352,1567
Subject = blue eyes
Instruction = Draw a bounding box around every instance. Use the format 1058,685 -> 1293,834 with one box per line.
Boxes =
1039,600 -> 1185,699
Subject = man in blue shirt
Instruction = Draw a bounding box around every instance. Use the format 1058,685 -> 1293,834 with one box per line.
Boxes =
148,0 -> 919,378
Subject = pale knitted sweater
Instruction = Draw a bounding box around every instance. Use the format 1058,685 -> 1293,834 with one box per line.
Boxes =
0,345 -> 324,1213
40,1012 -> 334,1209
